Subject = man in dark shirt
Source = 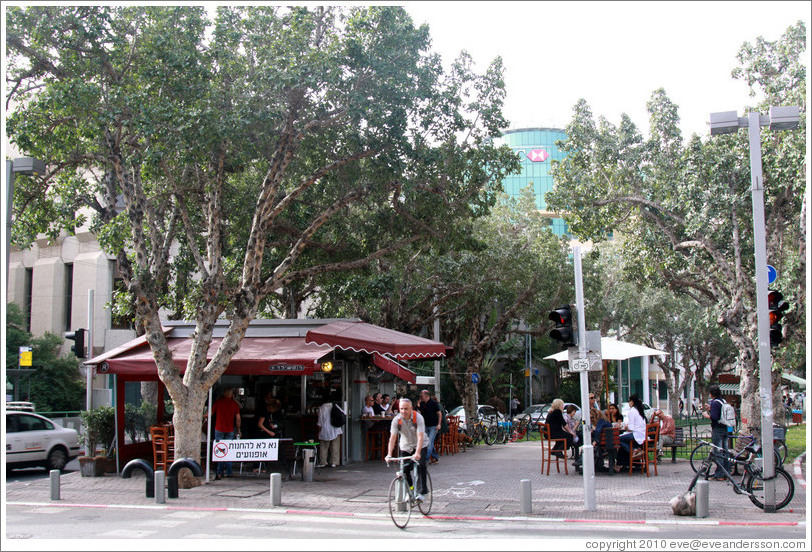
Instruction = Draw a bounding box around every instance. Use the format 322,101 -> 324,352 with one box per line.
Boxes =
702,384 -> 729,480
417,390 -> 442,464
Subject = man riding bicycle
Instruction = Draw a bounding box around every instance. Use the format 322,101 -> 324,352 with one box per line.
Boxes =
386,398 -> 429,502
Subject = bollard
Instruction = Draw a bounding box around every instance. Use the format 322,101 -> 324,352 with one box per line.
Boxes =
302,448 -> 315,482
154,470 -> 166,504
167,475 -> 178,499
520,479 -> 532,514
695,479 -> 709,518
270,472 -> 282,506
49,470 -> 61,501
121,458 -> 155,498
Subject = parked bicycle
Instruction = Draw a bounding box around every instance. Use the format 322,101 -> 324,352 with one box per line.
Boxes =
687,439 -> 794,511
385,455 -> 433,529
689,426 -> 787,473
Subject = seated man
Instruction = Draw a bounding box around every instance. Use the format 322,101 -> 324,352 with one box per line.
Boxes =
652,408 -> 675,455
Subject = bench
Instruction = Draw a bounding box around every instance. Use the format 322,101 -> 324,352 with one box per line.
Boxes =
663,426 -> 686,463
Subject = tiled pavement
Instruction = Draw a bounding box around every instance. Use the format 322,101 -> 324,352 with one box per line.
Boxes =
5,440 -> 806,525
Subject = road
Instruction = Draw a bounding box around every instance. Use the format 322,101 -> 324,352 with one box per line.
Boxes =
4,502 -> 806,541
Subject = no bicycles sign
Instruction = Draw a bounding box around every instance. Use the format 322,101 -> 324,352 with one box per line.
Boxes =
212,439 -> 279,462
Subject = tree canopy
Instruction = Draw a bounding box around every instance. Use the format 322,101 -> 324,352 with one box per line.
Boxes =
6,5 -> 519,461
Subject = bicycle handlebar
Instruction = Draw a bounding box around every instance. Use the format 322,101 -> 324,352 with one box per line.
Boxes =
385,455 -> 417,465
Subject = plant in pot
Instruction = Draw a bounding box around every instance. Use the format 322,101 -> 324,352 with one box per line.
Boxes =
78,405 -> 116,477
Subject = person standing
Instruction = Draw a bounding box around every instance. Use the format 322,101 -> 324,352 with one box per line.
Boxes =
386,398 -> 429,501
417,389 -> 441,464
703,384 -> 729,480
211,388 -> 241,479
316,391 -> 343,468
510,397 -> 521,418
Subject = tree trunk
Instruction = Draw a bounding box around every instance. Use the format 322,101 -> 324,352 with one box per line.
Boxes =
170,385 -> 209,465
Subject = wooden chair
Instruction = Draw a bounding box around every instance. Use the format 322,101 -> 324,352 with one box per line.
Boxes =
365,430 -> 388,461
629,423 -> 659,476
597,425 -> 621,473
539,423 -> 568,475
150,425 -> 174,472
439,416 -> 460,456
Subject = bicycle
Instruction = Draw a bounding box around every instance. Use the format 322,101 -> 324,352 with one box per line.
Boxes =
687,439 -> 794,511
385,454 -> 433,529
509,417 -> 531,442
689,427 -> 786,473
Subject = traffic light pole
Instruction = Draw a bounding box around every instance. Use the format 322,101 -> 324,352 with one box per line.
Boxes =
747,112 -> 776,512
573,246 -> 596,511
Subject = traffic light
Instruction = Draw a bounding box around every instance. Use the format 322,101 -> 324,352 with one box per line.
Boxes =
548,305 -> 577,348
65,328 -> 86,358
767,289 -> 789,347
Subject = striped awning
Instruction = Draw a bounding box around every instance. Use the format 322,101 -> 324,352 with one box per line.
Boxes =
719,383 -> 739,395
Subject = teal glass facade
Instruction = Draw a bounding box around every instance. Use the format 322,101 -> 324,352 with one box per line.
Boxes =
497,127 -> 569,237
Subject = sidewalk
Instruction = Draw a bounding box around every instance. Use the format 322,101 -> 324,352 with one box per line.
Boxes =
5,440 -> 806,526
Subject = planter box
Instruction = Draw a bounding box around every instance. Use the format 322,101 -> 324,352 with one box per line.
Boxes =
78,456 -> 106,477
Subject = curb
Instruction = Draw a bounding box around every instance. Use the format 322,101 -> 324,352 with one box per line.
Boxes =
793,452 -> 806,488
7,501 -> 805,528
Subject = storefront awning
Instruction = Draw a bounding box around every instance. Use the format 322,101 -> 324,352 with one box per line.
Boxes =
305,320 -> 450,360
372,353 -> 417,383
88,336 -> 334,376
719,383 -> 740,395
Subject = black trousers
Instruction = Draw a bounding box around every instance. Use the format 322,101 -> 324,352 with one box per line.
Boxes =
400,446 -> 429,494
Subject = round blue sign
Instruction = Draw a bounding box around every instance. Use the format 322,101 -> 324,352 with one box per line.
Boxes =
767,265 -> 777,284
471,373 -> 480,384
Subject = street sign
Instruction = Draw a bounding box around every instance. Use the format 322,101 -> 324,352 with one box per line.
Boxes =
471,373 -> 480,384
767,265 -> 777,284
570,358 -> 590,372
19,346 -> 32,367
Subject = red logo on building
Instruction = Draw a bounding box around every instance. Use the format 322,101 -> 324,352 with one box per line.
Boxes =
527,149 -> 549,162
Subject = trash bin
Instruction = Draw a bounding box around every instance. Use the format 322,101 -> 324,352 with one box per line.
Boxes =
301,448 -> 315,482
792,410 -> 802,424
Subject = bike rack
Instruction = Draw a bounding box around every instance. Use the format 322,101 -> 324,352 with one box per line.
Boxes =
120,458 -> 155,498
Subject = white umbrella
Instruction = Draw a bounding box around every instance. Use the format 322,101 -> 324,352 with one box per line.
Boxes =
543,337 -> 668,362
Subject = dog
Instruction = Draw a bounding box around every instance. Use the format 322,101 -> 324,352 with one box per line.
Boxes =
669,491 -> 696,516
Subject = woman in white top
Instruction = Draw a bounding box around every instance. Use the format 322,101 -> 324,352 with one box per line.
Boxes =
617,394 -> 647,471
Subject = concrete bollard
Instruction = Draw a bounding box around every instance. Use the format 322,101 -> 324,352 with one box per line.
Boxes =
270,473 -> 282,506
695,479 -> 709,518
520,479 -> 532,514
49,470 -> 61,501
154,470 -> 166,504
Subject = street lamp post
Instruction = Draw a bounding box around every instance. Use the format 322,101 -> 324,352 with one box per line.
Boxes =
709,106 -> 800,513
5,157 -> 46,285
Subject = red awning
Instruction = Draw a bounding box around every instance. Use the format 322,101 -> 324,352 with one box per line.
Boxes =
372,353 -> 417,383
92,337 -> 334,376
305,320 -> 449,360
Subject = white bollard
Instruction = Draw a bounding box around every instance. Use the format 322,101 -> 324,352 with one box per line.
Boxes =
520,479 -> 532,514
154,470 -> 166,504
49,470 -> 61,501
270,473 -> 282,506
695,479 -> 709,518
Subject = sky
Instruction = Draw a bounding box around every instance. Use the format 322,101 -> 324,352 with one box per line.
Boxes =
403,1 -> 810,138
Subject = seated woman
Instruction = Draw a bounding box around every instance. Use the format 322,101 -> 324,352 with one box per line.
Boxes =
616,394 -> 647,471
605,403 -> 624,426
546,399 -> 573,458
564,404 -> 581,459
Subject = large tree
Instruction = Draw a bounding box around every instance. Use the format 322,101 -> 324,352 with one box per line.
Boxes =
547,22 -> 806,429
6,6 -> 518,464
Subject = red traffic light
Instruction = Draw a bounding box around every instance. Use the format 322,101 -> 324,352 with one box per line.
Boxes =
767,289 -> 789,347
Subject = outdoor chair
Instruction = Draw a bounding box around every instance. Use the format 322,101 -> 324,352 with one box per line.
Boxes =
539,423 -> 569,475
629,422 -> 659,476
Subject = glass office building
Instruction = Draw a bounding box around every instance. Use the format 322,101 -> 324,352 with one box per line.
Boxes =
497,127 -> 569,237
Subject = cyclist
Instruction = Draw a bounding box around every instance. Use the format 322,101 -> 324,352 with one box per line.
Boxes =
385,398 -> 430,502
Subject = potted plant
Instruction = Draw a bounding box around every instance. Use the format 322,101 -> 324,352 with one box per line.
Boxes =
78,405 -> 116,477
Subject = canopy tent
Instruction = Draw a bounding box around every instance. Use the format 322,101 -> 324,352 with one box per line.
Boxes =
305,320 -> 450,360
543,337 -> 669,362
782,373 -> 806,388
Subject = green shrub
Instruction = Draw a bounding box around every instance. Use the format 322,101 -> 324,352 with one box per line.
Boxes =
80,405 -> 115,455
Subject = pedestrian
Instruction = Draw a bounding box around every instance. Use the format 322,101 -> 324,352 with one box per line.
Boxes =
386,398 -> 430,501
211,387 -> 241,479
510,397 -> 521,418
316,390 -> 343,468
691,397 -> 700,417
417,389 -> 442,464
702,384 -> 729,480
678,398 -> 684,418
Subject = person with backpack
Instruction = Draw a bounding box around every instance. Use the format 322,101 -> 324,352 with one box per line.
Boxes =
316,390 -> 344,468
702,384 -> 730,480
385,398 -> 430,502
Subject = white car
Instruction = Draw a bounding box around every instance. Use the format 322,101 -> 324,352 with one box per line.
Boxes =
621,401 -> 655,422
447,404 -> 506,431
6,411 -> 82,471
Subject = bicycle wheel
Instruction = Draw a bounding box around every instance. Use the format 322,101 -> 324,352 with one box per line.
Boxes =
485,424 -> 497,446
774,441 -> 788,465
690,442 -> 712,473
417,470 -> 433,516
744,466 -> 795,511
687,457 -> 712,492
388,476 -> 412,528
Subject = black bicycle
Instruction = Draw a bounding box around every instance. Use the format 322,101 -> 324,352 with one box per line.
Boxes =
689,428 -> 786,473
687,439 -> 795,511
